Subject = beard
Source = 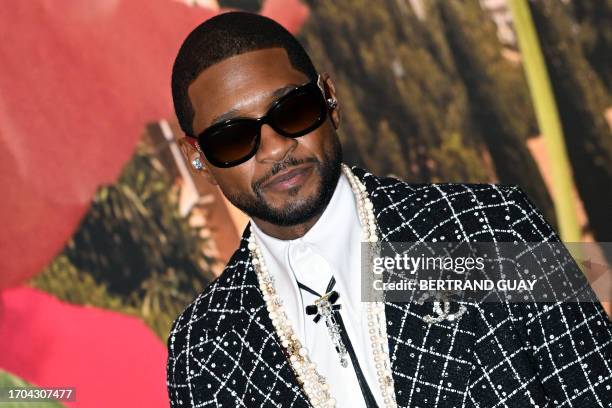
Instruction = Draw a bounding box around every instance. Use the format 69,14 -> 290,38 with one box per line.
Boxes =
225,135 -> 343,226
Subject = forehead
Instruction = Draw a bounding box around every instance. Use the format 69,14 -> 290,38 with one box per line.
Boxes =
187,47 -> 312,134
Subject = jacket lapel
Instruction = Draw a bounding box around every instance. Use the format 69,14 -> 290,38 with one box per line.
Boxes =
226,225 -> 313,407
351,166 -> 437,406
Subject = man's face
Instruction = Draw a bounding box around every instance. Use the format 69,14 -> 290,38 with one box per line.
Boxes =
187,47 -> 342,226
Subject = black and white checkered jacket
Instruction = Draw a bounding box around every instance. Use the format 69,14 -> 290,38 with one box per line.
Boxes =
166,166 -> 612,407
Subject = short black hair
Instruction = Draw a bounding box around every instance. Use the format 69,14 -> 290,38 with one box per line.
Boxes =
171,11 -> 318,136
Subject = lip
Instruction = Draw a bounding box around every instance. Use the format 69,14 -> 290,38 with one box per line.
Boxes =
263,164 -> 313,192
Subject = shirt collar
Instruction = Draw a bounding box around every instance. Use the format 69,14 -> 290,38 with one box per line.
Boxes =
250,170 -> 364,337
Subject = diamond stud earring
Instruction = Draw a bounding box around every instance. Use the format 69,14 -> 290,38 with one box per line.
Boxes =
192,157 -> 203,171
327,98 -> 337,109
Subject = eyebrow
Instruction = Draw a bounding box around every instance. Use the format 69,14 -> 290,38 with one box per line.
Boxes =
208,84 -> 301,126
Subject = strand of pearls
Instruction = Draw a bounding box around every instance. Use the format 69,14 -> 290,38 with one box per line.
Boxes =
343,164 -> 397,408
249,230 -> 335,407
248,164 -> 397,408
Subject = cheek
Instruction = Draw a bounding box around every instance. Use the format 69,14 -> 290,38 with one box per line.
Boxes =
300,126 -> 333,157
215,167 -> 255,195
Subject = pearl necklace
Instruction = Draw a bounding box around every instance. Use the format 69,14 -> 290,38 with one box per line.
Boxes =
247,163 -> 397,408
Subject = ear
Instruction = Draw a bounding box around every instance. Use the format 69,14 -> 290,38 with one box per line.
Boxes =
320,72 -> 340,130
178,137 -> 218,186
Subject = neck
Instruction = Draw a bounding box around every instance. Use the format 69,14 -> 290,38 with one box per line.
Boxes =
251,210 -> 325,240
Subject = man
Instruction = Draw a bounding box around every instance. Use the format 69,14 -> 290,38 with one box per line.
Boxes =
166,11 -> 612,408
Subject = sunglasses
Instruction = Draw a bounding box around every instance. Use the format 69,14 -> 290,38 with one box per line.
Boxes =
191,75 -> 331,168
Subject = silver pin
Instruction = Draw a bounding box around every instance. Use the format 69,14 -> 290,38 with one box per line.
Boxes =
306,291 -> 348,367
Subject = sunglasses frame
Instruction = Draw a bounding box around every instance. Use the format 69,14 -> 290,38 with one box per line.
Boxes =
192,74 -> 329,168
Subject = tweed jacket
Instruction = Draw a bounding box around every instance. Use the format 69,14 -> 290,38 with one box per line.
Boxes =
166,166 -> 612,407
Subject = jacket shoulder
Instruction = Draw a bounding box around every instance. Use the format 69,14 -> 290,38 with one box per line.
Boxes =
167,235 -> 254,343
349,165 -> 542,241
351,165 -> 519,200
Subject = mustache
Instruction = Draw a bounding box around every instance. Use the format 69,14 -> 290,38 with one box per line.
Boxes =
253,156 -> 319,191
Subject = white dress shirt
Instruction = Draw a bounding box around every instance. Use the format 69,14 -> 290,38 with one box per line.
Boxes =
250,173 -> 384,408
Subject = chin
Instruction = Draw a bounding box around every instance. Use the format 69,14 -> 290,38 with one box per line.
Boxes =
266,181 -> 327,226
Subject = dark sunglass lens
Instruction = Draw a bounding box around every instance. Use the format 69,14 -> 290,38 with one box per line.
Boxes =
201,121 -> 259,165
269,86 -> 325,135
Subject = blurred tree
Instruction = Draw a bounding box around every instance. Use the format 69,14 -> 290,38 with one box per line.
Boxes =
570,0 -> 612,95
428,132 -> 493,183
529,0 -> 612,247
373,119 -> 409,177
32,144 -> 216,339
437,0 -> 556,227
63,144 -> 215,295
32,255 -> 128,311
299,0 -> 493,184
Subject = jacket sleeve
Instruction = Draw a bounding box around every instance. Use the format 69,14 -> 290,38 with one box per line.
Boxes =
505,186 -> 612,406
166,308 -> 235,407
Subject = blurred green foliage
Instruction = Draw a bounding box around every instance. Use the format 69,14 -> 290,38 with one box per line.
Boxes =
298,0 -> 558,220
530,0 -> 612,250
571,0 -> 612,96
31,144 -> 216,340
437,0 -> 555,225
297,0 -> 610,231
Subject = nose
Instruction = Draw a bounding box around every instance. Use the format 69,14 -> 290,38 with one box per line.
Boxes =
256,124 -> 297,164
